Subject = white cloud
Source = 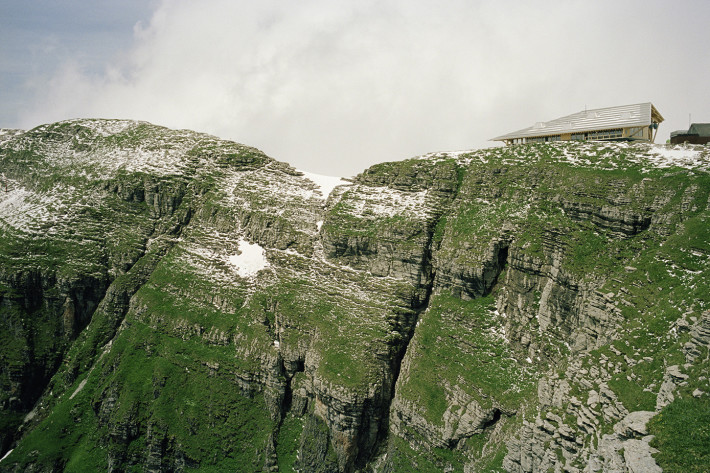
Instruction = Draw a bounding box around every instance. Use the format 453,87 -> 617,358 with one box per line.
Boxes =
16,0 -> 710,176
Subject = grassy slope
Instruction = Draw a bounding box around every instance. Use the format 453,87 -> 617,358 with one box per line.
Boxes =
2,124 -> 709,472
1,120 -> 429,470
386,142 -> 710,471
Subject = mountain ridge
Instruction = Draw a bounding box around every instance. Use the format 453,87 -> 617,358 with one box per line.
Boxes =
1,119 -> 708,472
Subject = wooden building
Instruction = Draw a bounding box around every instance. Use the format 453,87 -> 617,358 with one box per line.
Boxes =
670,123 -> 710,145
492,102 -> 664,145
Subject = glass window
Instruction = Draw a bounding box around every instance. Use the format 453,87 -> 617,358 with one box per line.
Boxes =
527,135 -> 561,143
587,129 -> 622,140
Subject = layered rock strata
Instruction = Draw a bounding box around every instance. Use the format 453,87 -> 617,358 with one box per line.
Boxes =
1,122 -> 709,472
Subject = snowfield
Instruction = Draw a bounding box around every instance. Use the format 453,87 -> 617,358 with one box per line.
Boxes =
299,170 -> 349,200
645,145 -> 705,168
0,183 -> 70,234
228,237 -> 269,278
341,185 -> 431,220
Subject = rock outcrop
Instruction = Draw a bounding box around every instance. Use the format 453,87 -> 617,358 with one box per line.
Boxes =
1,122 -> 709,472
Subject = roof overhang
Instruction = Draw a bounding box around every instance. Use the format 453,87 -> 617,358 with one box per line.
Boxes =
492,102 -> 663,142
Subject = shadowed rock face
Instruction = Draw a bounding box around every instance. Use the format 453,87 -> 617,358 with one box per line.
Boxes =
1,121 -> 709,472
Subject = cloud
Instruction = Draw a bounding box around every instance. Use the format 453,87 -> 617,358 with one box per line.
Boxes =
17,0 -> 710,175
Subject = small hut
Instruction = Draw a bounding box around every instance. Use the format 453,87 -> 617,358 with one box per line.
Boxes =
670,123 -> 710,145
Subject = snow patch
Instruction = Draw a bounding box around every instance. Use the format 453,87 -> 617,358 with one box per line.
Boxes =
417,149 -> 478,165
69,378 -> 88,400
0,449 -> 13,463
71,118 -> 138,137
0,128 -> 23,145
646,145 -> 704,168
228,237 -> 269,278
299,171 -> 348,199
0,183 -> 70,233
343,185 -> 430,219
24,120 -> 218,178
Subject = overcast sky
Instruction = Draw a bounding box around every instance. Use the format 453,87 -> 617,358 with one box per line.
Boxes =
1,0 -> 709,176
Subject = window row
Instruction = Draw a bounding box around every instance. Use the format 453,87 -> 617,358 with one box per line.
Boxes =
526,135 -> 561,143
571,129 -> 623,141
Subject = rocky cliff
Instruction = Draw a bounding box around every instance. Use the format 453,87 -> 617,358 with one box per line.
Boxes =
0,121 -> 708,472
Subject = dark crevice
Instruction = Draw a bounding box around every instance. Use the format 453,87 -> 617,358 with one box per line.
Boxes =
365,168 -> 465,467
498,245 -> 509,269
483,241 -> 510,297
0,270 -> 109,458
482,409 -> 502,431
280,358 -> 305,418
11,199 -> 196,452
282,381 -> 294,415
270,356 -> 307,472
449,409 -> 505,451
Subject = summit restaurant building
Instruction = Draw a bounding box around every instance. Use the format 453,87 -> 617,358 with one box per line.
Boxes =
492,102 -> 664,145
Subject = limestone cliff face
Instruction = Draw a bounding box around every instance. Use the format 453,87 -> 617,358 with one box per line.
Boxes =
1,122 -> 709,473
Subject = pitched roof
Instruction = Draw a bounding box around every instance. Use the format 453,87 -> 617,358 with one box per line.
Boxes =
492,103 -> 664,141
688,123 -> 710,137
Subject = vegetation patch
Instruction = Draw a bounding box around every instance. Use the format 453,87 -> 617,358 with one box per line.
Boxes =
648,396 -> 710,473
397,294 -> 535,426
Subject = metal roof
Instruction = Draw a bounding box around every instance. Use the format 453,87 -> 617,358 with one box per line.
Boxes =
671,123 -> 710,138
688,123 -> 710,137
492,102 -> 664,141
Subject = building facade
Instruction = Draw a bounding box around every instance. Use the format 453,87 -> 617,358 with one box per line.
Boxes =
492,103 -> 664,145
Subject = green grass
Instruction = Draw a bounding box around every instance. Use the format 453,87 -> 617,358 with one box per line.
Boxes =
386,423 -> 510,472
276,414 -> 304,472
7,318 -> 276,471
4,124 -> 710,471
607,376 -> 657,412
648,396 -> 710,473
397,294 -> 535,426
386,434 -> 464,473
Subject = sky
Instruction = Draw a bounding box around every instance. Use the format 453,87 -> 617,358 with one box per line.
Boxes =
1,0 -> 709,176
